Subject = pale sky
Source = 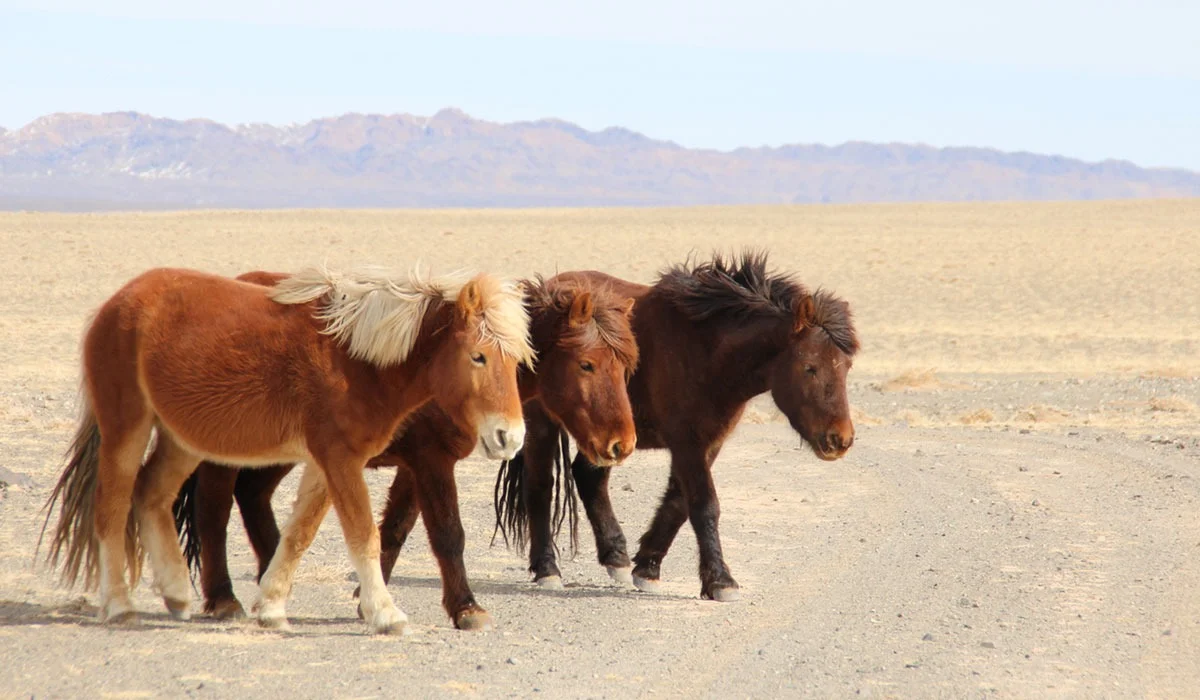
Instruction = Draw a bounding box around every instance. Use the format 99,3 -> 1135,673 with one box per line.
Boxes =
2,1 -> 1198,169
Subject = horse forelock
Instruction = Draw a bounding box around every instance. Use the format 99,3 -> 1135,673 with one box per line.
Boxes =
269,265 -> 533,368
525,277 -> 640,371
811,289 -> 859,357
469,274 -> 537,368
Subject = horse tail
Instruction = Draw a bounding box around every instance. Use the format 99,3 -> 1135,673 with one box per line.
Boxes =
550,429 -> 580,558
492,428 -> 580,557
36,393 -> 108,589
492,449 -> 529,551
172,471 -> 202,581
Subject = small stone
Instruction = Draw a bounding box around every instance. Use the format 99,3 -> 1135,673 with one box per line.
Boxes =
922,633 -> 934,641
981,641 -> 995,649
1018,466 -> 1029,472
1031,499 -> 1040,506
622,483 -> 634,492
507,657 -> 519,665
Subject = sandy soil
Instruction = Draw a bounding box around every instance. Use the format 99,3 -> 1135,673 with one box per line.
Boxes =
1,200 -> 1198,698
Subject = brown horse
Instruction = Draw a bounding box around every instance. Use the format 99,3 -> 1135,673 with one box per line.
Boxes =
174,273 -> 639,629
494,251 -> 859,600
39,265 -> 533,634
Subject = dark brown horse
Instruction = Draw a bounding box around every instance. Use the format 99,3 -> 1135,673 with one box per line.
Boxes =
39,265 -> 533,634
175,272 -> 639,629
494,251 -> 859,601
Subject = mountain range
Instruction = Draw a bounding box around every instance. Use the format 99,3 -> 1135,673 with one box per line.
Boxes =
2,110 -> 1198,210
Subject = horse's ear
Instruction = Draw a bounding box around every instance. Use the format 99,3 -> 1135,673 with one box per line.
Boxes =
794,295 -> 816,332
620,297 -> 635,318
568,291 -> 595,328
457,280 -> 483,321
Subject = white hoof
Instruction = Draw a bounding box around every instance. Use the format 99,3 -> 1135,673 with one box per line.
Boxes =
165,598 -> 191,621
100,599 -> 138,625
368,605 -> 409,635
535,575 -> 564,590
632,575 -> 662,593
606,566 -> 633,585
710,587 -> 741,602
257,599 -> 290,630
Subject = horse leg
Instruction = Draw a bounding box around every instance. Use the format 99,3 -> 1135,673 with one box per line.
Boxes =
255,463 -> 331,630
318,456 -> 407,635
411,451 -> 491,631
522,405 -> 565,587
630,475 -> 688,593
571,454 -> 632,585
675,450 -> 739,601
134,431 -> 202,620
193,462 -> 242,619
351,465 -> 419,615
379,466 -> 419,585
234,464 -> 292,581
93,414 -> 155,624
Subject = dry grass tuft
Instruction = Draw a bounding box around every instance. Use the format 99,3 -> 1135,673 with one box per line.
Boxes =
958,409 -> 995,425
1149,396 -> 1197,413
1014,405 -> 1072,423
879,369 -> 942,392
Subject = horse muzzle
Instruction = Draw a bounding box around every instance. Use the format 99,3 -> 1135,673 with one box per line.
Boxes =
477,414 -> 525,460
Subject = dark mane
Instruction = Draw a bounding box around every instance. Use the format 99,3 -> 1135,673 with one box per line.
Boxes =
524,276 -> 640,370
656,250 -> 858,356
811,289 -> 859,356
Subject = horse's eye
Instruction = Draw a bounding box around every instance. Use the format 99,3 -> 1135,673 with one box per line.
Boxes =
471,352 -> 487,366
805,365 -> 817,376
580,361 -> 595,373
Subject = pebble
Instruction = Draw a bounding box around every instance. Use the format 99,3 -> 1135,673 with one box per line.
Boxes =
507,657 -> 519,666
980,641 -> 995,649
922,633 -> 934,642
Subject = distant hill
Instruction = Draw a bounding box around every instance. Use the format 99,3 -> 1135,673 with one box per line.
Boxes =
2,110 -> 1198,210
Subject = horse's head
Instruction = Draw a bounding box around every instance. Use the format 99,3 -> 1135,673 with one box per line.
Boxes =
767,291 -> 858,461
528,281 -> 638,467
429,275 -> 533,460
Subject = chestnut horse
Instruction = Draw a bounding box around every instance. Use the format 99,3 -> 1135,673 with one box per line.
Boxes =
495,251 -> 859,600
174,273 -> 639,630
39,265 -> 533,634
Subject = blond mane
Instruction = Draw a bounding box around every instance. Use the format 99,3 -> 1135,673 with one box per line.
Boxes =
271,265 -> 535,368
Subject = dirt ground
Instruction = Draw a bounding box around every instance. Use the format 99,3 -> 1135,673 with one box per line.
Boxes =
1,201 -> 1198,698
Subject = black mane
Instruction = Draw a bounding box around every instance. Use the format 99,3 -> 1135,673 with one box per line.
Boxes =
655,250 -> 858,356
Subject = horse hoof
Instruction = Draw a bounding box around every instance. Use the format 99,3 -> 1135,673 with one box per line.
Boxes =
535,575 -> 564,590
368,606 -> 409,636
258,614 -> 290,631
606,566 -> 634,585
455,610 -> 494,632
103,609 -> 139,626
165,598 -> 192,621
708,586 -> 741,603
632,575 -> 662,593
208,599 -> 247,621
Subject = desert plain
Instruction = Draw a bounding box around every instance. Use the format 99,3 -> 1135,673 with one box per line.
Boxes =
1,199 -> 1198,698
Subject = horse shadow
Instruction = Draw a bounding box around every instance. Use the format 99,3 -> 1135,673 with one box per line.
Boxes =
0,598 -> 373,636
387,574 -> 693,601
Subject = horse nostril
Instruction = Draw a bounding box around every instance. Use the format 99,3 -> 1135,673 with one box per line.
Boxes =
609,441 -> 623,460
496,429 -> 508,448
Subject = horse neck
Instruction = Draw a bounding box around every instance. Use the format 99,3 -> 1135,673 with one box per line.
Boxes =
704,315 -> 788,405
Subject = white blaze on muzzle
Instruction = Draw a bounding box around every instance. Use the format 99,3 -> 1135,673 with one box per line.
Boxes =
477,413 -> 526,460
